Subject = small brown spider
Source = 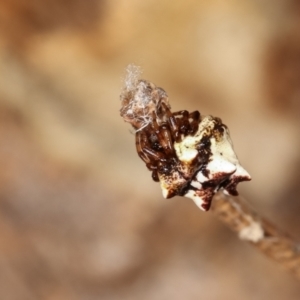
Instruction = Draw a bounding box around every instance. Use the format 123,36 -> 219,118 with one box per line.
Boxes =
135,102 -> 201,186
121,67 -> 251,211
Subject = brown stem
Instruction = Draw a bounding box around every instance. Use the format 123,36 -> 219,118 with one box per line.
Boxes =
211,192 -> 300,280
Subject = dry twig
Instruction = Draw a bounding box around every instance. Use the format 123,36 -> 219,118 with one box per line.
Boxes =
212,192 -> 300,280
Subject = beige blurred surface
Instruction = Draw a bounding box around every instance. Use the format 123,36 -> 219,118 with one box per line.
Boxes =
0,0 -> 300,299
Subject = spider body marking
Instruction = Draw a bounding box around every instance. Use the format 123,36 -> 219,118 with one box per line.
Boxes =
135,103 -> 201,187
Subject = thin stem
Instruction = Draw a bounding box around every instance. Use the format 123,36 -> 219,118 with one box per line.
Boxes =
211,192 -> 300,280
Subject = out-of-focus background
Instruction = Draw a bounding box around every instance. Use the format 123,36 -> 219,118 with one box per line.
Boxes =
0,0 -> 300,299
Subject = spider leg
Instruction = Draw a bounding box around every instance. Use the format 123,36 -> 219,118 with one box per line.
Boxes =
150,111 -> 175,156
146,163 -> 157,171
152,170 -> 160,182
188,110 -> 201,135
157,124 -> 175,156
135,130 -> 151,164
160,103 -> 181,142
136,129 -> 166,167
173,110 -> 190,136
143,146 -> 165,161
136,129 -> 167,182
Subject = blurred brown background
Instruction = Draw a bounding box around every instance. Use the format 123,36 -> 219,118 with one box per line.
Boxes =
0,0 -> 300,299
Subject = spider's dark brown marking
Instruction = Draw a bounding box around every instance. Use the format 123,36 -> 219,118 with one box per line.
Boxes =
135,97 -> 202,190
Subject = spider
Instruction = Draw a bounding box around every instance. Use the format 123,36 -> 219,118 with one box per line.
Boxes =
121,70 -> 251,211
135,102 -> 201,187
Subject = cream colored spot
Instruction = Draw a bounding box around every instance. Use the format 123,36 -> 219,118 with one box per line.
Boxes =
239,220 -> 264,243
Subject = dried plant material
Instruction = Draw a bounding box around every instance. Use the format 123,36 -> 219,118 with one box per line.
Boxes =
120,65 -> 251,211
212,193 -> 300,280
120,64 -> 170,131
